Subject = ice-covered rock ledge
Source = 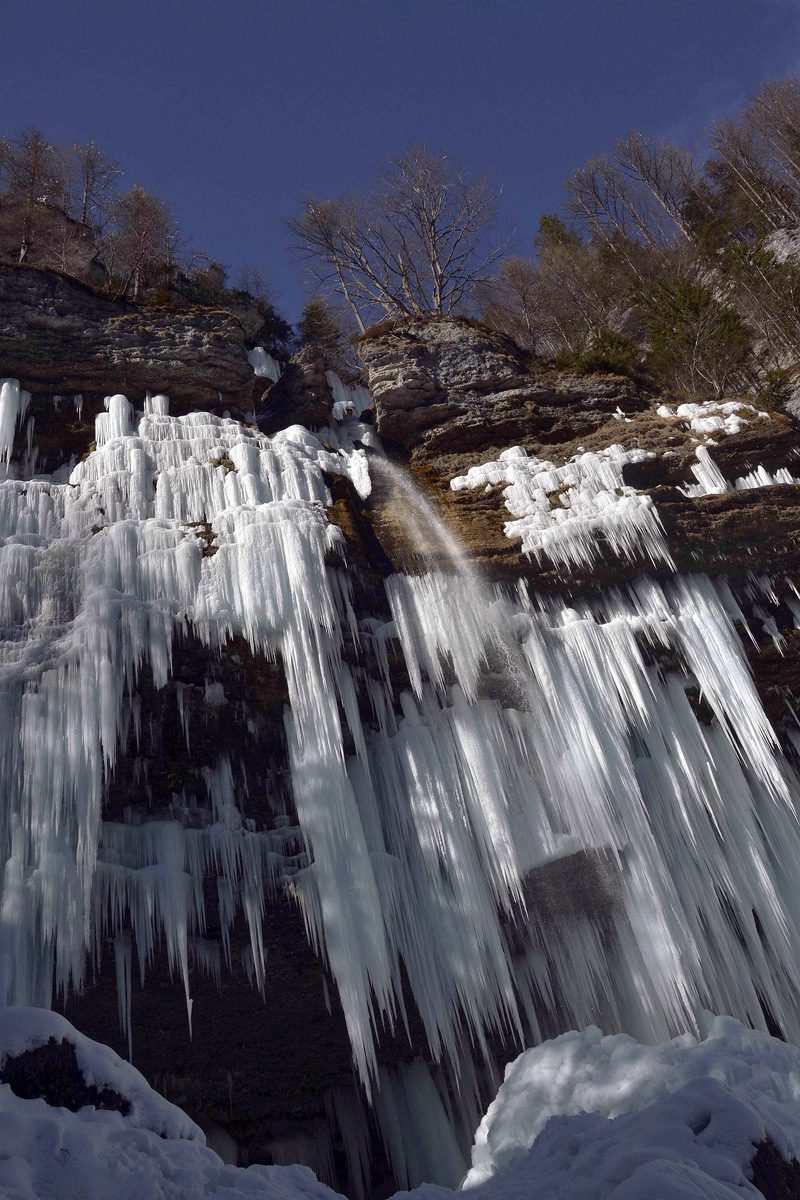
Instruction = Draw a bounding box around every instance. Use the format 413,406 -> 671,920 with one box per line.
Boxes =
4,1008 -> 800,1200
450,444 -> 674,571
450,436 -> 800,577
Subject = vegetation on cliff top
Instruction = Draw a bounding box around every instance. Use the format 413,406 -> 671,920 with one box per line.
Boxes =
7,77 -> 800,398
292,76 -> 800,401
477,77 -> 800,398
0,128 -> 296,356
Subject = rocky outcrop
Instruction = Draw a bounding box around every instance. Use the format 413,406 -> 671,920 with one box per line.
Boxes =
359,315 -> 800,588
258,345 -> 335,433
1,1037 -> 130,1114
0,263 -> 260,470
0,203 -> 107,286
360,315 -> 647,474
359,313 -> 800,767
0,264 -> 258,409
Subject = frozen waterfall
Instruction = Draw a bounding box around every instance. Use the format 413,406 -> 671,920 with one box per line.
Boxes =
3,374 -> 800,1188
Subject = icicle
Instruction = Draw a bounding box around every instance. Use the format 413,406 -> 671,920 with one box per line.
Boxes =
247,347 -> 281,381
114,930 -> 133,1061
0,378 -> 30,466
451,444 -> 673,570
682,445 -> 728,496
8,368 -> 800,1170
326,371 -> 372,420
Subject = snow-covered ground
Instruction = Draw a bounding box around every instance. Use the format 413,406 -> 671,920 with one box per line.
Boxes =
2,1007 -> 800,1200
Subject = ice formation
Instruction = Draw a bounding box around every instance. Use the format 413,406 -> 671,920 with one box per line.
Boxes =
450,444 -> 673,570
327,370 -> 372,421
682,446 -> 800,497
0,378 -> 31,473
6,363 -> 800,1192
247,347 -> 282,382
0,391 -> 371,1033
656,399 -> 770,437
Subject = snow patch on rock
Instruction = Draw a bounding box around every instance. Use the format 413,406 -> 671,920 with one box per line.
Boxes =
464,1016 -> 800,1191
450,444 -> 672,571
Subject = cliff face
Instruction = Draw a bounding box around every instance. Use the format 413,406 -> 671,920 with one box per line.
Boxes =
257,344 -> 335,433
0,264 -> 261,470
359,314 -> 800,588
360,315 -> 645,471
358,313 -> 800,770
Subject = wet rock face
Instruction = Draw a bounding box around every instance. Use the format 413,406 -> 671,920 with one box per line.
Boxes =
359,315 -> 646,471
750,1139 -> 800,1200
58,903 -> 357,1164
0,264 -> 258,433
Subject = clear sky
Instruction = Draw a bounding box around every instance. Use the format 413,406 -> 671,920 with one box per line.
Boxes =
4,0 -> 800,321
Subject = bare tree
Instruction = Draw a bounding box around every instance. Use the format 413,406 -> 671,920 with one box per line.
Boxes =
479,256 -> 552,353
288,145 -> 508,330
0,138 -> 11,196
565,135 -> 700,269
708,81 -> 800,238
104,184 -> 179,299
235,265 -> 274,306
4,128 -> 63,260
615,132 -> 697,239
68,140 -> 122,228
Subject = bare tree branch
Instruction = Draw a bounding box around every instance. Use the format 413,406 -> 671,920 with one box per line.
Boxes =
287,145 -> 509,326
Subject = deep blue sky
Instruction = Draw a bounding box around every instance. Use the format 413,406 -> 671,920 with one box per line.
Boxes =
4,0 -> 800,321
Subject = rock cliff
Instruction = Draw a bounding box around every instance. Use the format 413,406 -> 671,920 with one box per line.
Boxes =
359,314 -> 800,590
0,263 -> 262,471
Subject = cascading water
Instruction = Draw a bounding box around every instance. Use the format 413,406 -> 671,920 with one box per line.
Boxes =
4,368 -> 800,1192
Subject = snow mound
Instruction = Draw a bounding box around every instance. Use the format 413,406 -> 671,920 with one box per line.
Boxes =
0,1006 -> 199,1140
4,1009 -> 800,1200
0,1007 -> 341,1200
462,1016 -> 800,1196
